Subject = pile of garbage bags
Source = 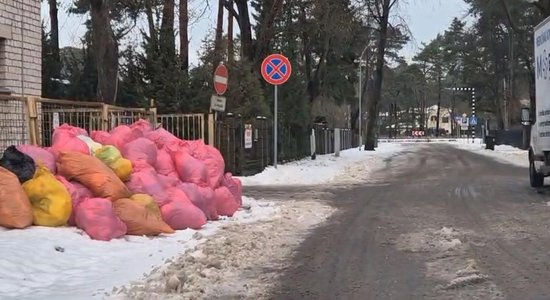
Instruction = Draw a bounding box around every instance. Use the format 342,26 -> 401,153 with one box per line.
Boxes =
0,120 -> 242,241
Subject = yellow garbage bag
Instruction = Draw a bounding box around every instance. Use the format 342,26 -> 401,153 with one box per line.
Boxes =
111,158 -> 132,182
94,145 -> 122,165
130,194 -> 161,217
22,165 -> 72,227
94,146 -> 132,181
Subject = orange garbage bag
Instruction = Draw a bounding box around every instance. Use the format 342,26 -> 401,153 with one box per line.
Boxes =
0,167 -> 33,228
113,198 -> 174,236
57,151 -> 131,201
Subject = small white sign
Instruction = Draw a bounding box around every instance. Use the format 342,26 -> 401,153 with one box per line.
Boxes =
52,112 -> 60,129
210,95 -> 226,112
244,124 -> 253,149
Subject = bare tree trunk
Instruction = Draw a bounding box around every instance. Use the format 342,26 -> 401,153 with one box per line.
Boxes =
180,0 -> 189,72
214,0 -> 225,70
365,0 -> 394,150
160,0 -> 175,58
90,0 -> 118,104
227,0 -> 234,64
48,0 -> 60,78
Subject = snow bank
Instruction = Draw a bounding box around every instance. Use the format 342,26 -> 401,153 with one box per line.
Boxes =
0,197 -> 277,300
238,143 -> 404,186
455,143 -> 527,168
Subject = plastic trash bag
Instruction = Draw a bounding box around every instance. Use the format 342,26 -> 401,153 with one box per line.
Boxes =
130,194 -> 161,218
50,124 -> 90,157
178,183 -> 218,220
0,167 -> 33,229
0,145 -> 36,183
17,145 -> 56,174
214,186 -> 240,217
57,151 -> 131,201
122,138 -> 157,167
23,166 -> 72,227
160,188 -> 207,230
75,197 -> 127,241
113,198 -> 174,236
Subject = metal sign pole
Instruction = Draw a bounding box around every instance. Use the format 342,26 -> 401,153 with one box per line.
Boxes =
274,85 -> 278,169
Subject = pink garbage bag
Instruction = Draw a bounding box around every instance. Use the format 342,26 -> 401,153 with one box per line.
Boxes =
122,138 -> 157,167
126,167 -> 170,206
155,147 -> 177,177
56,175 -> 93,226
202,145 -> 225,189
50,124 -> 89,157
144,128 -> 179,148
178,183 -> 218,220
130,119 -> 153,135
171,147 -> 208,186
160,188 -> 207,230
103,125 -> 143,149
74,197 -> 127,241
90,130 -> 111,144
214,186 -> 240,217
17,145 -> 56,173
221,173 -> 243,206
157,174 -> 181,188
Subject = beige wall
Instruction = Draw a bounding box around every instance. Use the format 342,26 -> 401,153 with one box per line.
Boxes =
426,106 -> 452,134
0,0 -> 42,96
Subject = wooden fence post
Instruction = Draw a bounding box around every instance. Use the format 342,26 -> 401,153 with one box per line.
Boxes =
149,99 -> 158,128
208,113 -> 215,146
26,97 -> 39,145
101,104 -> 109,131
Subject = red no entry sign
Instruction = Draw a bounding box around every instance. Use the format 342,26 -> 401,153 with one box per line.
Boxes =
261,54 -> 292,85
214,64 -> 228,95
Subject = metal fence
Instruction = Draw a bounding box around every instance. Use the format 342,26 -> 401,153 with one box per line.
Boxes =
215,115 -> 355,176
0,95 -> 30,155
0,96 -> 156,152
157,114 -> 205,140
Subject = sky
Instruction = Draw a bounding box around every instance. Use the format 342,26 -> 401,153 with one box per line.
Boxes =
41,0 -> 471,66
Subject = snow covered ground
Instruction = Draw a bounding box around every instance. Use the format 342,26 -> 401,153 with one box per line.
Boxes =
238,143 -> 404,186
0,143 -> 408,300
454,143 -> 527,168
0,197 -> 277,300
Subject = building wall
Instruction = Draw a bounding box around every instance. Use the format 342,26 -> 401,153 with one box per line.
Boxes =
0,0 -> 42,96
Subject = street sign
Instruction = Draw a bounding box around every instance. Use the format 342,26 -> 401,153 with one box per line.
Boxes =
244,124 -> 253,149
261,54 -> 292,85
461,115 -> 469,130
210,95 -> 226,112
412,130 -> 425,137
469,116 -> 478,126
261,54 -> 292,169
214,63 -> 228,95
53,112 -> 60,129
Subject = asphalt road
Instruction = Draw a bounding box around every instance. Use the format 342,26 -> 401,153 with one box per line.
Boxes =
252,144 -> 550,300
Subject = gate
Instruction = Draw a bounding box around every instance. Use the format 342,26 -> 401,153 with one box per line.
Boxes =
157,114 -> 205,141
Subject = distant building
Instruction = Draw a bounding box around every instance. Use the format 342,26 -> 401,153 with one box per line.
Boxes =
0,0 -> 41,96
426,105 -> 453,135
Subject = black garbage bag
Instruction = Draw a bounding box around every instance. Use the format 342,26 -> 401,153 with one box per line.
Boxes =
0,146 -> 36,183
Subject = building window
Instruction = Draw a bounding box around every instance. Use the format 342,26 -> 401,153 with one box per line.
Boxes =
430,116 -> 437,121
442,117 -> 449,123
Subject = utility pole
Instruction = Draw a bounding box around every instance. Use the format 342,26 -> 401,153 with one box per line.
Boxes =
436,69 -> 442,137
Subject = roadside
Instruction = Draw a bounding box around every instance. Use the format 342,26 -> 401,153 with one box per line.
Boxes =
108,143 -> 407,299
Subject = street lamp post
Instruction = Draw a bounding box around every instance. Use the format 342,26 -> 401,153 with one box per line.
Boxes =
358,46 -> 368,150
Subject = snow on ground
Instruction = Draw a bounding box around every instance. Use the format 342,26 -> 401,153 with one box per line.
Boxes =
238,143 -> 404,186
454,143 -> 527,168
0,197 -> 277,300
109,197 -> 335,300
0,143 -> 407,300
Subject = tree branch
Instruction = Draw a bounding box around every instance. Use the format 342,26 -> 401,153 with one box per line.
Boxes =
221,0 -> 240,20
